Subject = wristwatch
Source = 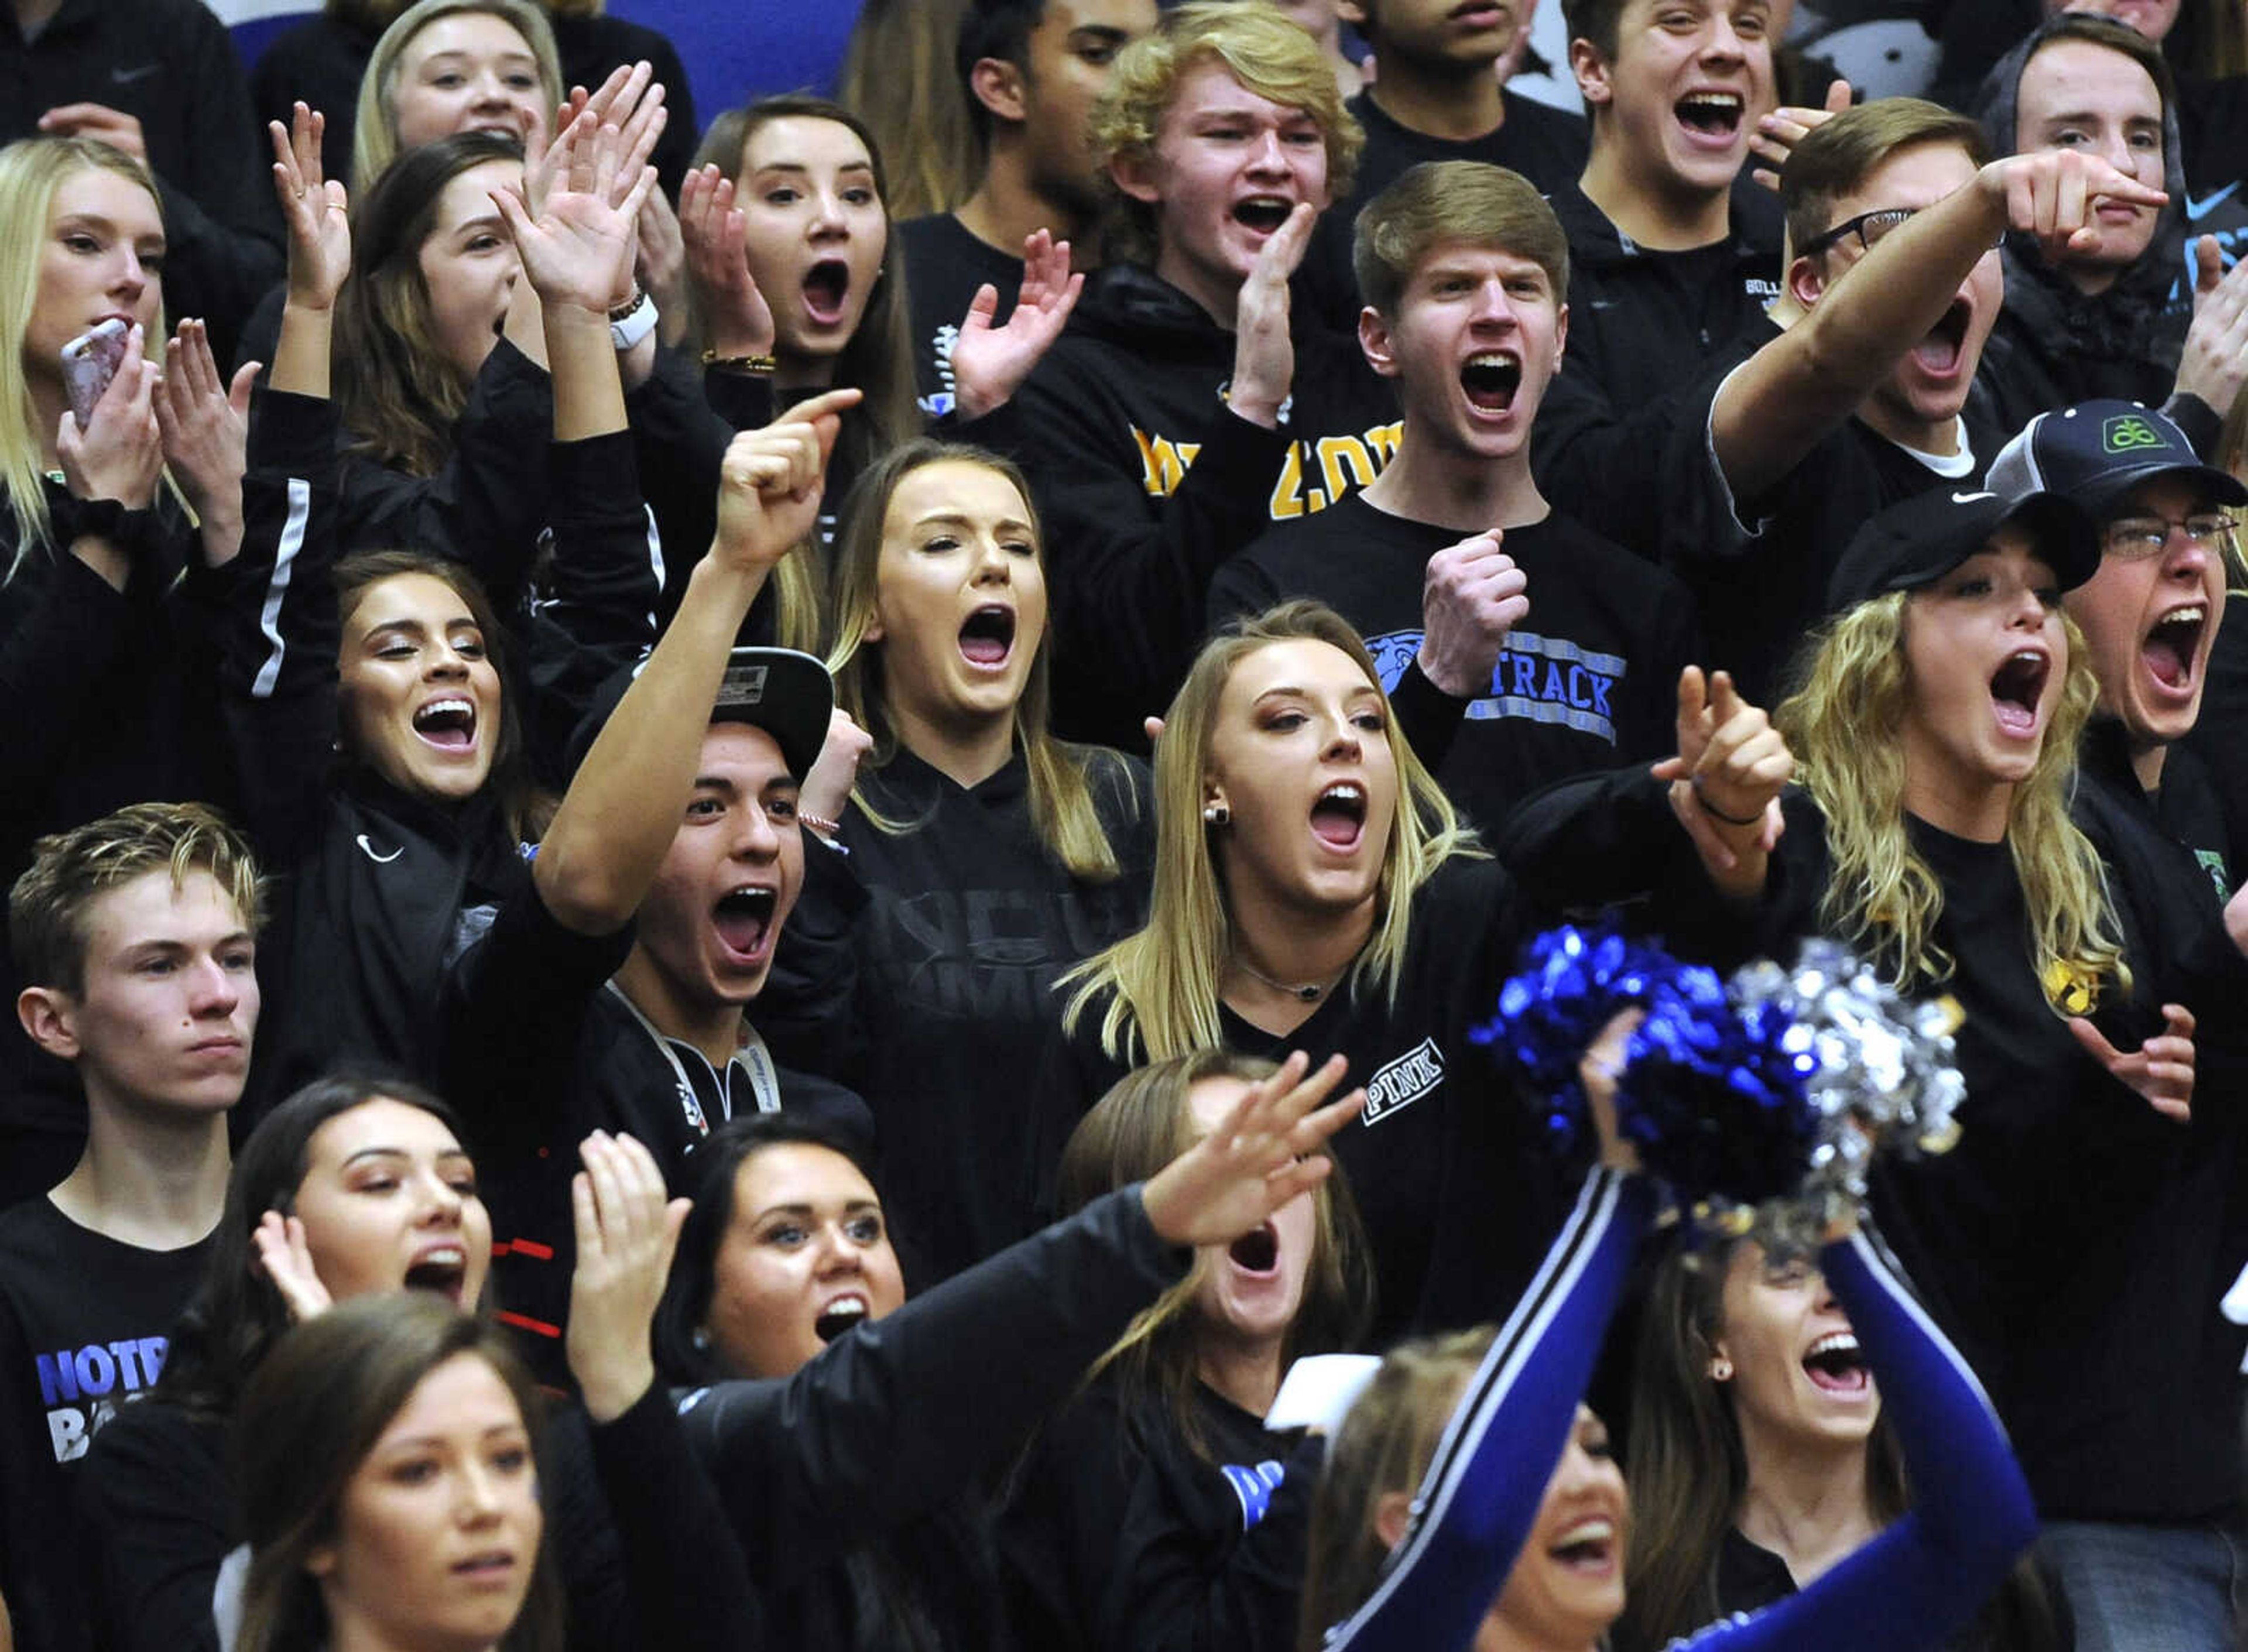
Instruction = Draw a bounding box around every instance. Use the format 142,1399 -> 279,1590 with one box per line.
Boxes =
609,287 -> 659,351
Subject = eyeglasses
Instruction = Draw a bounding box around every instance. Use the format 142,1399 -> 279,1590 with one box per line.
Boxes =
2100,512 -> 2236,560
1799,207 -> 1917,259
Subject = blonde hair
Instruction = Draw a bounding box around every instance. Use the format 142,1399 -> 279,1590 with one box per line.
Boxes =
1091,1 -> 1363,268
827,437 -> 1139,880
837,0 -> 979,219
1061,601 -> 1476,1063
351,0 -> 562,187
1353,160 -> 1570,317
1297,1327 -> 1495,1651
0,137 -> 165,574
1776,592 -> 2129,1000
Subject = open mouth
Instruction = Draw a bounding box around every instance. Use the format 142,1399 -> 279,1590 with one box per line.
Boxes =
413,697 -> 477,752
1802,1331 -> 1872,1396
1549,1517 -> 1619,1573
1310,781 -> 1368,851
959,604 -> 1016,668
803,259 -> 851,326
404,1246 -> 468,1304
1990,650 -> 2049,737
452,1549 -> 518,1582
2143,604 -> 2208,694
1228,1222 -> 1280,1276
1912,300 -> 1972,376
1233,196 -> 1293,234
815,1294 -> 869,1343
1675,91 -> 1745,138
1461,351 -> 1521,413
712,885 -> 778,961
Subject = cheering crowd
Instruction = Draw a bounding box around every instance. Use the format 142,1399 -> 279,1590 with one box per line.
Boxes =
5,0 -> 2248,1648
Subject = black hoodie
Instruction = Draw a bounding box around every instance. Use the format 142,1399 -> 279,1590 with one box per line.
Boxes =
1006,264 -> 1400,749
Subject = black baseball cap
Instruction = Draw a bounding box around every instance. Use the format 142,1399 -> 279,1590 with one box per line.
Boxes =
566,646 -> 834,781
1825,487 -> 2100,614
1987,400 -> 2248,520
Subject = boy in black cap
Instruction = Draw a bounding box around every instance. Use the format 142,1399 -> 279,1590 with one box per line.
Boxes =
438,391 -> 871,1378
1990,399 -> 2248,900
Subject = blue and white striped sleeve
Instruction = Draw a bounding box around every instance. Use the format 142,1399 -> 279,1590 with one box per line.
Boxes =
1317,1167 -> 1653,1652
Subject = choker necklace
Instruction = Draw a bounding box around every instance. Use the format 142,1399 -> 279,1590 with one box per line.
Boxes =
1233,955 -> 1337,1003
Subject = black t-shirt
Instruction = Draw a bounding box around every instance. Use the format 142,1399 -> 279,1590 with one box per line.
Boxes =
1002,1376 -> 1317,1652
0,1199 -> 211,1652
1212,494 -> 1699,832
897,211 -> 1026,417
1298,88 -> 1592,336
760,748 -> 1153,1288
1057,857 -> 1567,1346
1659,327 -> 1997,702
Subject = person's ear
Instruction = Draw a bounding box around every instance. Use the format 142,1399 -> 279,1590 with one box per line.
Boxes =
1786,252 -> 1828,311
1552,300 -> 1569,371
305,1540 -> 338,1580
1112,149 -> 1163,206
1706,1331 -> 1735,1383
17,987 -> 81,1063
1570,37 -> 1615,109
1358,305 -> 1400,379
1373,1488 -> 1416,1551
969,56 -> 1029,126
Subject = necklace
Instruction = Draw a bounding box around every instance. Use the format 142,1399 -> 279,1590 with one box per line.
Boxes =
1232,954 -> 1339,1003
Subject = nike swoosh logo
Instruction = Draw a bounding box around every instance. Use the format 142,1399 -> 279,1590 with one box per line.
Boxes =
110,63 -> 160,83
2188,183 -> 2241,222
356,834 -> 403,865
1953,490 -> 1996,504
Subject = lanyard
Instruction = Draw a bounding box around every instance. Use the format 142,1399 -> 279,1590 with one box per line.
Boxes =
602,982 -> 784,1135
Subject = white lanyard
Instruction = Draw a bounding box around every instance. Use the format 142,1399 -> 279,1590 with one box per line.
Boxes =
602,982 -> 784,1134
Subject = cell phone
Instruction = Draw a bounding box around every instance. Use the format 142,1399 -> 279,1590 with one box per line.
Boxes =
61,318 -> 132,426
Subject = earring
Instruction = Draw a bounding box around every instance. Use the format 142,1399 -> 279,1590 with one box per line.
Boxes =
1709,1357 -> 1733,1382
1203,801 -> 1230,827
691,1326 -> 710,1351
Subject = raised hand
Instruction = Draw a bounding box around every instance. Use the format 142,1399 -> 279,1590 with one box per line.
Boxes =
1416,529 -> 1529,697
268,103 -> 351,310
1580,1008 -> 1645,1174
567,1130 -> 691,1423
37,101 -> 146,163
800,707 -> 874,832
492,113 -> 659,313
1140,1051 -> 1366,1247
1980,148 -> 2168,265
680,163 -> 775,358
1750,77 -> 1850,193
950,229 -> 1085,420
636,183 -> 688,342
1653,666 -> 1790,885
2070,1004 -> 2194,1125
156,318 -> 256,565
57,327 -> 161,510
711,387 -> 861,574
1230,201 -> 1317,428
2174,236 -> 2248,415
252,1210 -> 334,1323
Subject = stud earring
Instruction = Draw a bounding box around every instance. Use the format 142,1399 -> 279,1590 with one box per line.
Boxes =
1710,1357 -> 1733,1382
1203,801 -> 1230,827
692,1326 -> 710,1351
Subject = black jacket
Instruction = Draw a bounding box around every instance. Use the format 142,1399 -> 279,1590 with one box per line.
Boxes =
1004,264 -> 1400,748
1530,177 -> 1784,554
0,0 -> 283,366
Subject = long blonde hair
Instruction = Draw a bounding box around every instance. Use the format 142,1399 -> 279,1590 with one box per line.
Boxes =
351,0 -> 562,187
836,0 -> 979,220
1776,592 -> 2128,1001
1061,602 -> 1476,1063
1,138 -> 166,575
827,437 -> 1138,880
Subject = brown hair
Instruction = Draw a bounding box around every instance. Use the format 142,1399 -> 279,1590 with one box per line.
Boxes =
838,0 -> 981,218
333,130 -> 524,478
1353,160 -> 1570,318
9,803 -> 264,996
2013,13 -> 2175,154
1058,1049 -> 1377,1461
1090,1 -> 1363,268
233,1294 -> 562,1652
1297,1327 -> 1496,1650
1559,0 -> 1628,64
1781,98 -> 1987,262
